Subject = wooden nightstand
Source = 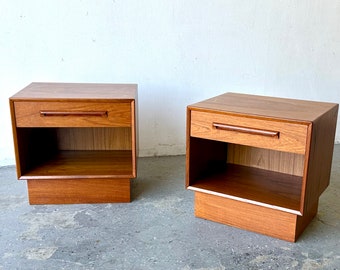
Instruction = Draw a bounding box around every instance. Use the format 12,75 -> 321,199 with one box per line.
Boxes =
10,82 -> 138,204
186,92 -> 338,242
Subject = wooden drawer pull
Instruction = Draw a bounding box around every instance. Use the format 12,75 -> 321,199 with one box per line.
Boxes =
213,123 -> 279,138
40,111 -> 108,117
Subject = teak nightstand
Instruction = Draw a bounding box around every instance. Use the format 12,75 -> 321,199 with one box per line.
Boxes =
186,92 -> 338,242
10,82 -> 138,204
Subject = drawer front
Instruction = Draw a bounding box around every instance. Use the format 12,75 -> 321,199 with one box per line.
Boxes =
14,101 -> 132,127
190,110 -> 309,154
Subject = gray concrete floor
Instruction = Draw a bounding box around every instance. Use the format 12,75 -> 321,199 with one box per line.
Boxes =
0,146 -> 339,270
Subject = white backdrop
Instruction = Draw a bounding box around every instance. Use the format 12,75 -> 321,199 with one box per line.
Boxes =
1,0 -> 339,166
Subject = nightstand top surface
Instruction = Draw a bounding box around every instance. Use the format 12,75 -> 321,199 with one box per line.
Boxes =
10,82 -> 137,101
189,92 -> 338,122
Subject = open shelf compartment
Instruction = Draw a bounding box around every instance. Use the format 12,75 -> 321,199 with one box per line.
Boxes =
21,150 -> 134,179
187,137 -> 305,215
16,127 -> 135,180
188,164 -> 302,214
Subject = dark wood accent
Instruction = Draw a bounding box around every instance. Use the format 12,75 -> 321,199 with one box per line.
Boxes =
213,122 -> 279,137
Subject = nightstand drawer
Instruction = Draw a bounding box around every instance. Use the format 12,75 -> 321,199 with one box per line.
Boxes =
190,110 -> 309,154
14,101 -> 132,127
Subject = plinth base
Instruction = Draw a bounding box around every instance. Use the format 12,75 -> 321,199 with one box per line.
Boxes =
194,192 -> 318,242
26,178 -> 131,204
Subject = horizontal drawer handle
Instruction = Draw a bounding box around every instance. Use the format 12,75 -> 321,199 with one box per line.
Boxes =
213,123 -> 279,138
40,111 -> 108,117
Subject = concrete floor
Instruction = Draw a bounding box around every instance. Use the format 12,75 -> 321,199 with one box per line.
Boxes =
0,146 -> 339,270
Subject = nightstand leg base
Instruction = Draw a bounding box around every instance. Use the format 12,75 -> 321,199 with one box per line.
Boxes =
194,192 -> 318,242
26,178 -> 131,204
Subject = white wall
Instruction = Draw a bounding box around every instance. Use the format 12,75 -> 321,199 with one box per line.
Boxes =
1,0 -> 340,166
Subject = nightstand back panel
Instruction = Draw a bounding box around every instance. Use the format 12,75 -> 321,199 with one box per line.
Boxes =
56,127 -> 132,150
227,144 -> 305,177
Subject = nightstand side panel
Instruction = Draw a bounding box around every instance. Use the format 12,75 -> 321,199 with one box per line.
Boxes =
302,104 -> 338,214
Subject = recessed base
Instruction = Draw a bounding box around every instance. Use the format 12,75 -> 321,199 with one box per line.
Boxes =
194,192 -> 318,242
26,178 -> 131,204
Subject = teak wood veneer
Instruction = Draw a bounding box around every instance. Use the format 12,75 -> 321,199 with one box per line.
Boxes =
186,92 -> 338,242
10,82 -> 138,204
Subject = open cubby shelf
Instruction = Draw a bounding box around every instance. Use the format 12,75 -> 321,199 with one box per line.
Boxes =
21,150 -> 134,179
188,163 -> 302,214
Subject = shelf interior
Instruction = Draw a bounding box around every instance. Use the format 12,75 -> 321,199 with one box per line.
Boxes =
21,150 -> 133,179
187,137 -> 305,214
189,163 -> 302,214
16,127 -> 135,179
